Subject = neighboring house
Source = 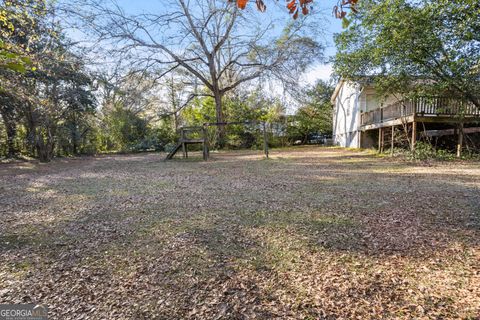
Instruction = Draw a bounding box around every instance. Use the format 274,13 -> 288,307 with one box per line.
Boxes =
331,79 -> 480,153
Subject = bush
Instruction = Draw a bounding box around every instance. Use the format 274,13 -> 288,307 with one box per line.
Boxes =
411,141 -> 456,161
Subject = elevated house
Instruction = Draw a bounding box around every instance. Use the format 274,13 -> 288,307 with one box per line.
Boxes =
330,79 -> 480,155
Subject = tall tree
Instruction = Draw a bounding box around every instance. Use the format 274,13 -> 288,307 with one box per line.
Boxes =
0,0 -> 39,74
22,44 -> 96,161
57,60 -> 96,155
0,0 -> 48,157
334,0 -> 480,108
68,0 -> 322,146
1,0 -> 97,160
290,80 -> 333,143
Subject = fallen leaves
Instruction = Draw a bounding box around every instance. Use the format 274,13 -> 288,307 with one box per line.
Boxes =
0,148 -> 479,318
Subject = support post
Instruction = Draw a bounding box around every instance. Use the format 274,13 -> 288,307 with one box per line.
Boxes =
391,125 -> 394,156
182,142 -> 188,158
411,121 -> 417,153
456,122 -> 464,158
263,122 -> 269,159
202,126 -> 208,161
181,129 -> 187,158
381,128 -> 385,153
378,128 -> 382,153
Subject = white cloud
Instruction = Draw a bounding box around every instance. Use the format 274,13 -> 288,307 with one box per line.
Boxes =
302,63 -> 333,85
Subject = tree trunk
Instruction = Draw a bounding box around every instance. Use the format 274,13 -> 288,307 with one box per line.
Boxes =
72,122 -> 80,156
72,115 -> 79,155
36,138 -> 54,162
5,120 -> 18,158
302,133 -> 308,145
411,122 -> 417,153
0,107 -> 18,158
24,103 -> 37,157
72,138 -> 78,155
35,127 -> 55,162
214,92 -> 226,148
172,107 -> 179,132
456,122 -> 464,158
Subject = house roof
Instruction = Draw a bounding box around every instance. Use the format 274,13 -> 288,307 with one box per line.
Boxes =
330,77 -> 378,104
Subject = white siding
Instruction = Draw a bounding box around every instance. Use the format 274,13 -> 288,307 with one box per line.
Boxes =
332,81 -> 403,148
332,81 -> 362,148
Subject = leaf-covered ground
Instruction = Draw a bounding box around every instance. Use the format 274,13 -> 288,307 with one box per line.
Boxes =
0,147 -> 479,319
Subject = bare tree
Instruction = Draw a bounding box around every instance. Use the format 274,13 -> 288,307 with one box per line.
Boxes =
160,73 -> 193,131
64,0 -> 322,145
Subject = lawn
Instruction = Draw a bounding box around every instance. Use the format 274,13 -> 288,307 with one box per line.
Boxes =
0,147 -> 479,319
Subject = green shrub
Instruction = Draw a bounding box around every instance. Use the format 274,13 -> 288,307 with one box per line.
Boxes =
411,142 -> 456,161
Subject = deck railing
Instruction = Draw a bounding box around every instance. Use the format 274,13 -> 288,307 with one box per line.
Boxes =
360,97 -> 480,126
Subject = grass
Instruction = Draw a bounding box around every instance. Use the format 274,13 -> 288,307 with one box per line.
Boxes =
0,146 -> 479,319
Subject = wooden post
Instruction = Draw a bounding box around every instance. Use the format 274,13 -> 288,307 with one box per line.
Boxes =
181,129 -> 187,158
411,121 -> 417,153
202,126 -> 208,161
456,122 -> 464,158
381,128 -> 385,153
203,143 -> 208,161
183,143 -> 188,158
391,125 -> 394,156
263,122 -> 269,159
378,128 -> 382,153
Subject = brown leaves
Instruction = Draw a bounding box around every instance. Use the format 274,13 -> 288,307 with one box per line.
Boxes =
333,0 -> 359,19
231,0 -> 358,21
233,0 -> 313,19
236,0 -> 248,9
1,148 -> 479,318
256,0 -> 267,12
287,0 -> 313,19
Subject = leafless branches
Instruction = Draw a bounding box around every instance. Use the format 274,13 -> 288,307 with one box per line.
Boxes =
60,0 -> 323,136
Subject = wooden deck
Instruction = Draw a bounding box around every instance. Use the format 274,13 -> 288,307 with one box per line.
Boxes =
361,97 -> 480,131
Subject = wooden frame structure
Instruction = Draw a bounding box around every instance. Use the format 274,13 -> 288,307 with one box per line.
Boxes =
360,97 -> 480,157
165,126 -> 208,161
165,121 -> 269,161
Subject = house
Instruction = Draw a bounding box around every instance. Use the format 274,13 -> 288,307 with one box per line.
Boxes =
330,79 -> 480,154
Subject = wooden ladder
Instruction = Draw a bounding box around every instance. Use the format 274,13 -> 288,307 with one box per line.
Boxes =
378,126 -> 396,155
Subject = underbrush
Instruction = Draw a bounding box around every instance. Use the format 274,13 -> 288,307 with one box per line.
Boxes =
384,142 -> 480,161
411,142 -> 457,161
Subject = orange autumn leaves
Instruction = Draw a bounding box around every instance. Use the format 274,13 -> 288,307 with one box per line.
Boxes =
235,0 -> 248,9
287,0 -> 313,19
233,0 -> 358,20
233,0 -> 312,19
235,0 -> 266,12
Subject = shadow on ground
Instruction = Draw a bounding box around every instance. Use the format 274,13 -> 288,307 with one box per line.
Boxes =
0,147 -> 479,319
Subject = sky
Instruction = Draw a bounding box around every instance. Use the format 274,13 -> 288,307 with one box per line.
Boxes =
297,0 -> 344,84
107,0 -> 345,84
63,0 -> 344,115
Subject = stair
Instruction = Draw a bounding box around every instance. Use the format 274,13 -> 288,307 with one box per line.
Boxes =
165,142 -> 183,160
